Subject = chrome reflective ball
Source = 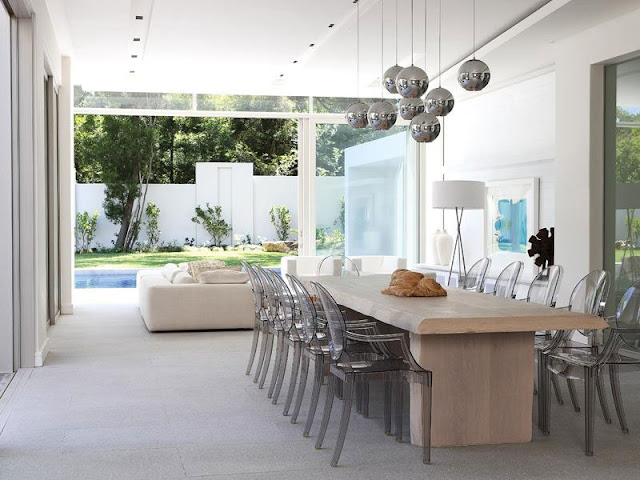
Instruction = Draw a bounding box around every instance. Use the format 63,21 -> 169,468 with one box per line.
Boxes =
457,59 -> 491,91
425,87 -> 455,116
368,101 -> 397,131
345,102 -> 370,129
410,112 -> 440,143
398,97 -> 425,120
395,65 -> 429,98
383,64 -> 404,94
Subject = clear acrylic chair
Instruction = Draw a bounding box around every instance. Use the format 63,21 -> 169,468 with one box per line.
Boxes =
242,262 -> 270,380
312,281 -> 432,467
492,261 -> 523,299
542,280 -> 640,455
253,266 -> 282,390
317,255 -> 360,277
536,271 -> 611,425
526,265 -> 564,404
286,274 -> 383,435
460,257 -> 491,292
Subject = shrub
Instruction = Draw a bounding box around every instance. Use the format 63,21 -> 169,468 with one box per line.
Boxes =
269,205 -> 291,241
145,203 -> 161,250
191,204 -> 232,247
75,211 -> 100,253
262,241 -> 289,253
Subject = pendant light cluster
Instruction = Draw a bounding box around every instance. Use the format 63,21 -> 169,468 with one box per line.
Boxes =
345,0 -> 491,143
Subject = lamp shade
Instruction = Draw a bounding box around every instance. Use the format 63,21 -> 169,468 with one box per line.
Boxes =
432,180 -> 485,210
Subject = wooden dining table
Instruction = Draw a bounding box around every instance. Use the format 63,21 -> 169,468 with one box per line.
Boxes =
311,274 -> 608,448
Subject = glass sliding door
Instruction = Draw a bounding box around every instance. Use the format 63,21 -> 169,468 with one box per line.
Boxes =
314,123 -> 418,262
604,56 -> 640,306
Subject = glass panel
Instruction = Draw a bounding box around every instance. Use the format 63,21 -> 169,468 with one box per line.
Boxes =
75,86 -> 192,110
606,56 -> 640,305
197,94 -> 308,113
313,97 -> 385,114
315,124 -> 416,260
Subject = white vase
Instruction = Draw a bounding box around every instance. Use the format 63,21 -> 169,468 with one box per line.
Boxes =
436,229 -> 454,266
430,229 -> 441,265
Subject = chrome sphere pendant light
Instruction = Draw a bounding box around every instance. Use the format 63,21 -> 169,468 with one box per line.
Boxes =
369,0 -> 397,131
383,0 -> 403,94
457,0 -> 490,91
426,0 -> 454,116
410,112 -> 440,142
398,97 -> 425,120
346,0 -> 369,128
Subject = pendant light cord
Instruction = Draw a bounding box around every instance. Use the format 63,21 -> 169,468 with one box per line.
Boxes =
438,0 -> 442,87
411,0 -> 414,65
381,0 -> 384,99
442,116 -> 445,229
472,0 -> 476,59
395,0 -> 399,65
356,0 -> 360,100
424,0 -> 427,70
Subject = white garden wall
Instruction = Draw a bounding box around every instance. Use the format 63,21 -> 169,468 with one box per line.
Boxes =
76,164 -> 344,248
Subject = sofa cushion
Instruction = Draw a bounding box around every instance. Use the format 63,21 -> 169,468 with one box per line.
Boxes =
198,269 -> 249,284
173,271 -> 195,284
178,262 -> 189,272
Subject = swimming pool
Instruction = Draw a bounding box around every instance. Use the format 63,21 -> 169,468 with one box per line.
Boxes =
75,269 -> 139,289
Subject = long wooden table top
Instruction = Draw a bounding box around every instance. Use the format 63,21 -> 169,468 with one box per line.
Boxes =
310,275 -> 608,335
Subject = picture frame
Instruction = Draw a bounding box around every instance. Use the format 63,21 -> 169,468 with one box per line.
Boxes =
484,178 -> 539,258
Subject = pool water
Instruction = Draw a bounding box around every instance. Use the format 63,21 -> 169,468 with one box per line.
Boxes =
75,270 -> 138,289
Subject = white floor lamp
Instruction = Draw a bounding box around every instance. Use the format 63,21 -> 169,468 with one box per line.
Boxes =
432,180 -> 485,286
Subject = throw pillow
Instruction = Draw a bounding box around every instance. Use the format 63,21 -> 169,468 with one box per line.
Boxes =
187,260 -> 226,281
162,263 -> 180,282
172,271 -> 195,284
198,270 -> 249,284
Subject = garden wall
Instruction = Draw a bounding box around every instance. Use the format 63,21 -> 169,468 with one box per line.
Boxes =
75,164 -> 345,248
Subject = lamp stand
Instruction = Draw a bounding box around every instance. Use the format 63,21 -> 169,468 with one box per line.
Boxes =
447,207 -> 467,286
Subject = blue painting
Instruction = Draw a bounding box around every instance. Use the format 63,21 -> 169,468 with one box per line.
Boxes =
494,199 -> 528,253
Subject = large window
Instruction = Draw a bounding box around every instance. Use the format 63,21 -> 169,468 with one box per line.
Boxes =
605,56 -> 640,305
315,123 -> 418,260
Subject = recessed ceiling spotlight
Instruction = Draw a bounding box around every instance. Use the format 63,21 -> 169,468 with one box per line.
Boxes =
129,70 -> 135,74
131,54 -> 138,58
133,37 -> 141,42
328,23 -> 335,28
309,43 -> 315,47
135,15 -> 143,20
293,60 -> 298,64
279,73 -> 284,77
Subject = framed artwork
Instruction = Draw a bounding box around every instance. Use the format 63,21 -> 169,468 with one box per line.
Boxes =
485,178 -> 539,257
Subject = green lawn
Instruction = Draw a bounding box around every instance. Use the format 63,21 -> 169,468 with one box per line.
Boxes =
75,250 -> 287,269
615,249 -> 640,262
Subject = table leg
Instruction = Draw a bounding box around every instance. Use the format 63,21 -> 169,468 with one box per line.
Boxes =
409,331 -> 535,447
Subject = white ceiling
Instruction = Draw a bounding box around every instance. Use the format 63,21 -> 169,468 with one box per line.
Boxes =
55,0 -> 640,97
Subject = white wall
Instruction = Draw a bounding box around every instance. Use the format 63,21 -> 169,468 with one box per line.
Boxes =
252,176 -> 298,242
425,72 -> 556,277
554,7 -> 640,305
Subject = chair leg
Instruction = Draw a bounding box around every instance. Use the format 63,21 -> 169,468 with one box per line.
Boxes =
283,342 -> 302,415
258,332 -> 274,388
330,374 -> 354,467
421,378 -> 432,465
316,374 -> 336,449
384,373 -> 392,435
254,328 -> 269,383
395,373 -> 404,443
584,367 -> 597,456
272,341 -> 290,404
566,378 -> 581,413
355,382 -> 362,414
609,363 -> 629,433
303,358 -> 324,437
246,323 -> 260,375
362,380 -> 369,419
540,350 -> 551,435
268,332 -> 284,398
551,372 -> 564,405
291,356 -> 310,424
595,374 -> 612,424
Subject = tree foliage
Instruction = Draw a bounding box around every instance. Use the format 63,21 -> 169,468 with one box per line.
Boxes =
145,203 -> 161,250
191,204 -> 232,246
75,211 -> 99,253
269,206 -> 292,241
616,107 -> 640,184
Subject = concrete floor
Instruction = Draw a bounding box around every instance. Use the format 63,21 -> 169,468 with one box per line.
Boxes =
1,289 -> 640,479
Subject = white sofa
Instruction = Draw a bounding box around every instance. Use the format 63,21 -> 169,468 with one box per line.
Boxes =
347,256 -> 407,274
136,269 -> 254,332
280,256 -> 342,277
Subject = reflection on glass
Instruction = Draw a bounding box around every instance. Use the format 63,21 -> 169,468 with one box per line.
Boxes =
315,124 -> 414,259
75,86 -> 192,110
197,94 -> 308,113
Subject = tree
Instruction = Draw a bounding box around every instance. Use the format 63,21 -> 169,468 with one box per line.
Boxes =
191,204 -> 231,246
269,206 -> 291,241
145,203 -> 161,250
96,115 -> 156,250
75,211 -> 99,253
